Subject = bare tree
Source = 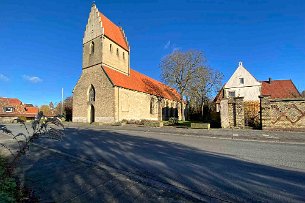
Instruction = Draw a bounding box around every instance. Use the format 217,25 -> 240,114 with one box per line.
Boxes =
302,90 -> 305,97
188,67 -> 223,119
160,50 -> 205,121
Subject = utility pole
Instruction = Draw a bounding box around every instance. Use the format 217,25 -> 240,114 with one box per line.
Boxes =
61,88 -> 64,116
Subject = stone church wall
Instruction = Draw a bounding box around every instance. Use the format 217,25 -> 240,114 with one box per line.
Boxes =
102,37 -> 130,75
73,65 -> 115,123
114,87 -> 182,122
82,37 -> 103,69
115,87 -> 160,121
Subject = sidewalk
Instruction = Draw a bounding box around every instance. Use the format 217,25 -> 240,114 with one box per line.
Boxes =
64,122 -> 305,144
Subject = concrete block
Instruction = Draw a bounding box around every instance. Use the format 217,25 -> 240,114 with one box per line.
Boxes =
191,123 -> 210,129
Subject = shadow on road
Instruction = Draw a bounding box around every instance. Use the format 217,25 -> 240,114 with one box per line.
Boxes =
16,127 -> 305,202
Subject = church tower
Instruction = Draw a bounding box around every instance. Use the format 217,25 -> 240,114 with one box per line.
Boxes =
82,3 -> 130,75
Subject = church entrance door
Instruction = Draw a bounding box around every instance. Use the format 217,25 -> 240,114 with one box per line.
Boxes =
89,104 -> 95,123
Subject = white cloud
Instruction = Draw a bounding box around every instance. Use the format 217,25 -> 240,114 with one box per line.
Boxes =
0,74 -> 9,81
23,75 -> 42,83
164,40 -> 171,49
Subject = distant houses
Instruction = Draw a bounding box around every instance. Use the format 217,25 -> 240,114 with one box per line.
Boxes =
0,97 -> 39,123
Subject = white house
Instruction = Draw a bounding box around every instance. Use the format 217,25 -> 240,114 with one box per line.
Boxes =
224,62 -> 261,100
214,62 -> 261,112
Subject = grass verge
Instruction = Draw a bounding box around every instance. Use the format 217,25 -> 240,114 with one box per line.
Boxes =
0,156 -> 19,203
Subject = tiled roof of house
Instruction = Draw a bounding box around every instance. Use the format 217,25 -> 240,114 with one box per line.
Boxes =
99,12 -> 129,51
103,66 -> 182,102
25,106 -> 39,115
261,80 -> 301,99
0,97 -> 38,118
0,98 -> 22,105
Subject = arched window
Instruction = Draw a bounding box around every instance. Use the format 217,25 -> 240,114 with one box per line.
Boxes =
150,98 -> 155,114
88,85 -> 95,102
110,44 -> 112,52
116,48 -> 119,56
123,52 -> 125,60
90,42 -> 94,55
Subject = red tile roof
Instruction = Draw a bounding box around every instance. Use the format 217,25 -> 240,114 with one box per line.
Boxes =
0,97 -> 38,118
213,87 -> 224,103
25,106 -> 39,115
103,66 -> 182,102
261,80 -> 301,99
0,98 -> 22,105
100,12 -> 129,51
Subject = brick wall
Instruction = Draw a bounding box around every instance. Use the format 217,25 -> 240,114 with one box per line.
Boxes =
260,97 -> 305,130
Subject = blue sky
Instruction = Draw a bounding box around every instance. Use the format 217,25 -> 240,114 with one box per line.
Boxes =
0,0 -> 304,106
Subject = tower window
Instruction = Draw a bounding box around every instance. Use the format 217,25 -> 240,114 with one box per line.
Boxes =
110,44 -> 112,52
90,42 -> 94,55
116,48 -> 119,56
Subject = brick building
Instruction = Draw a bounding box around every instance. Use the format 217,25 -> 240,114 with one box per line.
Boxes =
73,4 -> 183,123
0,97 -> 39,122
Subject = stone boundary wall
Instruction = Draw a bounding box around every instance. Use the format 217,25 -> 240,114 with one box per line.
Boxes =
220,97 -> 245,129
260,97 -> 305,130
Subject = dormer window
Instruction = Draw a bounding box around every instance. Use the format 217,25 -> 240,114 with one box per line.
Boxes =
4,107 -> 14,113
239,78 -> 244,85
116,48 -> 119,56
110,44 -> 112,52
90,42 -> 94,55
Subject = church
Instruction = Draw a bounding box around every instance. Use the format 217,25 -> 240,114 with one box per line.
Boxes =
72,4 -> 184,123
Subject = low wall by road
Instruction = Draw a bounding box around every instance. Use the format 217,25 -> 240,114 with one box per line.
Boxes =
260,97 -> 305,130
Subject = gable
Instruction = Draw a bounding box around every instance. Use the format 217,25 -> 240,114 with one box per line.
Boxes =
83,4 -> 129,51
225,63 -> 260,88
83,5 -> 104,44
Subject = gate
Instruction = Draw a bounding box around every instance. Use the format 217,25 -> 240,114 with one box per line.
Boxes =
244,101 -> 260,128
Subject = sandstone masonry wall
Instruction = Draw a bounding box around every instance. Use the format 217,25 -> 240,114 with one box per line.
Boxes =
73,65 -> 115,123
260,97 -> 305,130
220,97 -> 245,128
102,37 -> 129,75
114,87 -> 182,122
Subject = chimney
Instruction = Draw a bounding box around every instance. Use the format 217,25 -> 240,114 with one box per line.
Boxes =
268,77 -> 272,84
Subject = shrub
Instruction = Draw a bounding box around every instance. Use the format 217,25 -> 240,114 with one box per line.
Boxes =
18,116 -> 27,123
143,121 -> 163,127
168,117 -> 178,125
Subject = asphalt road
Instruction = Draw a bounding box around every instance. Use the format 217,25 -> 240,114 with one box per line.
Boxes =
2,124 -> 305,202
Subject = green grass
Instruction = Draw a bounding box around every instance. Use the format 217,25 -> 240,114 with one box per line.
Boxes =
0,156 -> 18,203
